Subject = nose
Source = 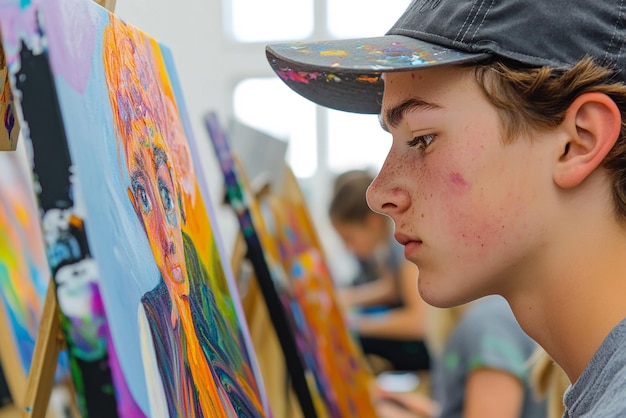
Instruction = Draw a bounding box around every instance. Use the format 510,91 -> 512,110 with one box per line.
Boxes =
366,154 -> 411,217
155,206 -> 176,256
162,237 -> 176,256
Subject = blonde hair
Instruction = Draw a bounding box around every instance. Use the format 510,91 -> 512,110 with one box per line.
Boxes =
529,348 -> 570,418
425,304 -> 472,355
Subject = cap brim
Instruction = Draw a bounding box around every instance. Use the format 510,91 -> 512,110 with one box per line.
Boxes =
266,35 -> 489,114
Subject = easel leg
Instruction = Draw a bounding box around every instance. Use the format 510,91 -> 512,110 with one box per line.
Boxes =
21,285 -> 64,418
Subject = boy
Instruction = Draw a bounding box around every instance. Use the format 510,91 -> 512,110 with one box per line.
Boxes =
266,1 -> 626,416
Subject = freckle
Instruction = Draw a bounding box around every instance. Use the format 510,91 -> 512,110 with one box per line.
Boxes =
421,213 -> 424,218
411,73 -> 415,79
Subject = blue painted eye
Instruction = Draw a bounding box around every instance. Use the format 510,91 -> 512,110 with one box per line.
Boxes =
159,181 -> 174,213
135,184 -> 151,213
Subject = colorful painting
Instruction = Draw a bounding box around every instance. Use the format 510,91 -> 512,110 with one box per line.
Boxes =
268,185 -> 377,417
206,112 -> 377,418
0,151 -> 69,400
0,0 -> 269,417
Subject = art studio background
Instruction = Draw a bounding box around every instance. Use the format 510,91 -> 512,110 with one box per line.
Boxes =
0,0 -> 421,417
109,0 -> 411,284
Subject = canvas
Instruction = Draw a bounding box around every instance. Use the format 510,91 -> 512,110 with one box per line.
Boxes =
266,177 -> 377,418
206,112 -> 377,418
0,0 -> 269,417
0,151 -> 70,403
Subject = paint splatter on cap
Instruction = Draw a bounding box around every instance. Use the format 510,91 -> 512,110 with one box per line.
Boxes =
266,0 -> 626,114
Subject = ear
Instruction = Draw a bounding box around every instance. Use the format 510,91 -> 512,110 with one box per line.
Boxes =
554,92 -> 621,188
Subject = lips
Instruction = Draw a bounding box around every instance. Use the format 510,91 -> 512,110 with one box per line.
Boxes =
171,265 -> 184,283
394,232 -> 421,246
165,257 -> 185,283
395,232 -> 423,259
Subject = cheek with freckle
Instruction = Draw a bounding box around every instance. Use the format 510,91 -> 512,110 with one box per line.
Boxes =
439,172 -> 513,259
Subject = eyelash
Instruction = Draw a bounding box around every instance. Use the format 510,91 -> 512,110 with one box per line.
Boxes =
406,134 -> 436,149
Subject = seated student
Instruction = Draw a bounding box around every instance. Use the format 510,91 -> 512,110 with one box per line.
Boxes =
329,169 -> 430,372
375,296 -> 547,418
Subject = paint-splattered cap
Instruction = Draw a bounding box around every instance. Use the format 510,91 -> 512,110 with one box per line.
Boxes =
266,0 -> 626,114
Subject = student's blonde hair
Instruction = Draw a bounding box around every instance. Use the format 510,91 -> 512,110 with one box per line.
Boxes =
473,57 -> 626,222
425,304 -> 472,356
529,348 -> 570,418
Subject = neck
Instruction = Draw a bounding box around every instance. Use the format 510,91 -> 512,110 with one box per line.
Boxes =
505,203 -> 626,383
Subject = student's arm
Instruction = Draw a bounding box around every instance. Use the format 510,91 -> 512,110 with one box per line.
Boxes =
354,261 -> 428,339
337,269 -> 398,308
463,368 -> 524,418
374,389 -> 439,418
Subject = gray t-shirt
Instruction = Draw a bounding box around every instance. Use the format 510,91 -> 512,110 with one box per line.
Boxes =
432,296 -> 546,418
563,317 -> 626,417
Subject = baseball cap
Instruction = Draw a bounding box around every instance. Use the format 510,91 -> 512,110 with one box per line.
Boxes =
266,0 -> 626,114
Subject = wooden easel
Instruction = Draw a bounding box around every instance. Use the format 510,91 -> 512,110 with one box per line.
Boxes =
0,1 -> 116,417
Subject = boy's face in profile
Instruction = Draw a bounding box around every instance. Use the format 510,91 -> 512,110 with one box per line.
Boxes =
367,66 -> 556,308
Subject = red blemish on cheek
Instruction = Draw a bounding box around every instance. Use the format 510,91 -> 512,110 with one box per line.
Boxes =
411,73 -> 415,79
449,172 -> 468,188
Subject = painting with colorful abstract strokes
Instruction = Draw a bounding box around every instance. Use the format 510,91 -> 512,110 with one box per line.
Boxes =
0,0 -> 269,417
266,176 -> 377,418
206,112 -> 377,418
0,152 -> 70,403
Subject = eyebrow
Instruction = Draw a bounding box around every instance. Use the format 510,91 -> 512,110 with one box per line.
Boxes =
380,97 -> 442,132
153,146 -> 168,168
131,169 -> 145,186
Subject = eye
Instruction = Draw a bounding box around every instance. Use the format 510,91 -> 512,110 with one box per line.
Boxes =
158,180 -> 174,213
133,183 -> 151,214
406,134 -> 436,149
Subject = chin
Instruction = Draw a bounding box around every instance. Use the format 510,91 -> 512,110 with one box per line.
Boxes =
418,280 -> 479,308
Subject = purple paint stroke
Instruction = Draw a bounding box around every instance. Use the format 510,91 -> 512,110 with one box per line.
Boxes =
276,69 -> 318,84
0,3 -> 40,70
106,318 -> 147,418
40,0 -> 98,94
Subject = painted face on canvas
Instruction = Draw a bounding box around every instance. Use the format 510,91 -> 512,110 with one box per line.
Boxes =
103,24 -> 190,297
367,66 -> 555,307
126,132 -> 189,296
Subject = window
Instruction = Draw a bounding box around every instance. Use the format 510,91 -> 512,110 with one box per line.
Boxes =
227,0 -> 412,280
327,110 -> 390,174
230,0 -> 410,179
233,78 -> 317,178
228,0 -> 314,42
327,0 -> 410,38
